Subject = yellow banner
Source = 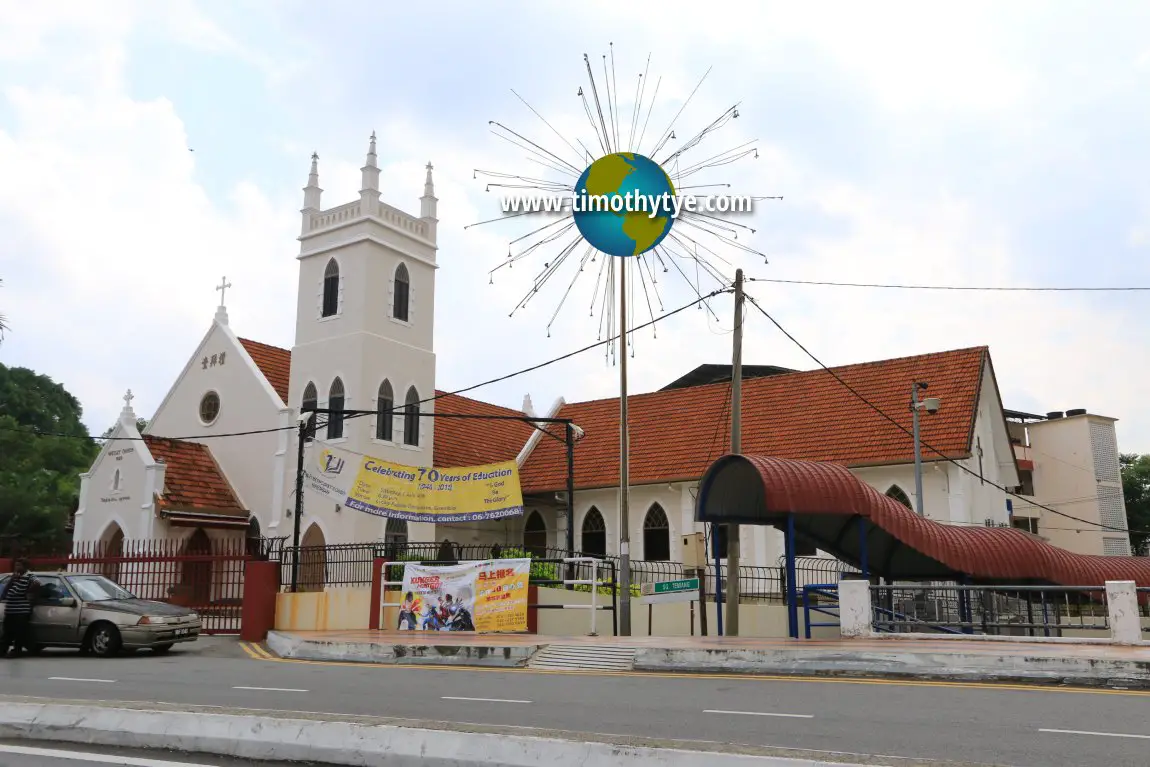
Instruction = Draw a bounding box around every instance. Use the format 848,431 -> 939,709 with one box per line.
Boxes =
474,561 -> 531,633
304,442 -> 524,523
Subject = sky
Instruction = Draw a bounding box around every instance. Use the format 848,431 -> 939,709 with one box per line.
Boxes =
1,1 -> 1149,453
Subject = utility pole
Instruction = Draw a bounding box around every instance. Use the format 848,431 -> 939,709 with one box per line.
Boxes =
565,422 -> 576,590
911,382 -> 927,516
618,258 -> 632,636
725,269 -> 745,636
290,415 -> 310,593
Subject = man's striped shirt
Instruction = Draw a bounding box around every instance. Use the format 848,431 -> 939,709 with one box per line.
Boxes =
2,574 -> 36,615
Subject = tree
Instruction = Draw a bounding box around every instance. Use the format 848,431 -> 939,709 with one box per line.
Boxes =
0,363 -> 99,555
1120,453 -> 1150,556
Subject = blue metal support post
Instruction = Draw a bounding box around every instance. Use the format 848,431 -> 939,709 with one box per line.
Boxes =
785,513 -> 799,638
713,523 -> 724,635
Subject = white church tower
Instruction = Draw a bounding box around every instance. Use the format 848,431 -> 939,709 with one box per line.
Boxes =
287,134 -> 440,545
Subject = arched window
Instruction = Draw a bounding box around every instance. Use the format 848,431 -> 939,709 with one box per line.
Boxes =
384,517 -> 408,560
301,382 -> 317,443
327,378 -> 345,440
581,507 -> 606,558
643,504 -> 670,561
393,263 -> 410,322
523,511 -> 547,557
376,380 -> 394,441
885,485 -> 913,509
403,386 -> 420,446
322,259 -> 340,317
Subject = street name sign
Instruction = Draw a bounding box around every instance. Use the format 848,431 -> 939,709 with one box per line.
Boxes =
639,577 -> 700,604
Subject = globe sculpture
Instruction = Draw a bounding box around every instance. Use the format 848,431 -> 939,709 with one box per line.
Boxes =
572,152 -> 676,258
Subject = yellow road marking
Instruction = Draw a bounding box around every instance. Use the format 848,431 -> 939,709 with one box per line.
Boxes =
238,642 -> 263,660
247,642 -> 275,660
237,644 -> 1150,697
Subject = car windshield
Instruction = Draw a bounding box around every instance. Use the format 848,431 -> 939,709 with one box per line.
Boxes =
66,575 -> 135,602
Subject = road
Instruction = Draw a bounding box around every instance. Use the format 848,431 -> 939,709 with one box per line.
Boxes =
1,638 -> 1148,766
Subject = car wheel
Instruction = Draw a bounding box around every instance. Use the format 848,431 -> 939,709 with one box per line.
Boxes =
151,644 -> 174,655
86,623 -> 122,658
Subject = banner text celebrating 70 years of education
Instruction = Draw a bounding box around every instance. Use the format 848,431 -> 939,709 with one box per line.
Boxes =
303,441 -> 525,523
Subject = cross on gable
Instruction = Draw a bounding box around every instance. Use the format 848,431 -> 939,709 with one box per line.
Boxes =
216,276 -> 232,306
123,389 -> 134,408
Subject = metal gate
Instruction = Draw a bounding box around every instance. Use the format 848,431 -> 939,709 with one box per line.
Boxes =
30,538 -> 252,634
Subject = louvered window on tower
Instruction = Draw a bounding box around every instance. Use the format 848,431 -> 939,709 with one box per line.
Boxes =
393,263 -> 410,322
376,380 -> 394,441
327,378 -> 345,440
322,259 -> 339,317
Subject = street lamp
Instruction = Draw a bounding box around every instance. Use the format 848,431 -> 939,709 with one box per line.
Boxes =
910,382 -> 941,517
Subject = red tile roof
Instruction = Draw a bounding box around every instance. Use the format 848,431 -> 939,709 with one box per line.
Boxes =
143,436 -> 247,517
235,336 -> 537,469
699,454 -> 1150,587
519,347 -> 988,493
431,391 -> 536,467
239,338 -> 291,404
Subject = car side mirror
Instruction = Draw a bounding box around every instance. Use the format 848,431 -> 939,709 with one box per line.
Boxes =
58,597 -> 76,607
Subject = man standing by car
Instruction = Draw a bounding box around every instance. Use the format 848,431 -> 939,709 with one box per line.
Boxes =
1,558 -> 40,658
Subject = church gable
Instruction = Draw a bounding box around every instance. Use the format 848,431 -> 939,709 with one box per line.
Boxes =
148,319 -> 288,437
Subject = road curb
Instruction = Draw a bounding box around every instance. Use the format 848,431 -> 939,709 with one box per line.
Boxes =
632,647 -> 1150,689
267,629 -> 539,667
0,698 -> 869,767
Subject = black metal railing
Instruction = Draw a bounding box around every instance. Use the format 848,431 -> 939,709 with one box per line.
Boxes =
871,584 -> 1111,637
274,541 -> 863,604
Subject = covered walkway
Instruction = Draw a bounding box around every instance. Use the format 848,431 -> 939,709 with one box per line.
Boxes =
696,454 -> 1150,587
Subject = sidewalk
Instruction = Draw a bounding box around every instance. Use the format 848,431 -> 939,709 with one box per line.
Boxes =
266,630 -> 1150,688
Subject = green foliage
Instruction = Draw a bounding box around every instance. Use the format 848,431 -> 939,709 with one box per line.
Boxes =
0,363 -> 99,553
1120,453 -> 1150,555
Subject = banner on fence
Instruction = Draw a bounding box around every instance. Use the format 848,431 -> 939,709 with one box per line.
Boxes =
303,441 -> 524,523
394,559 -> 531,634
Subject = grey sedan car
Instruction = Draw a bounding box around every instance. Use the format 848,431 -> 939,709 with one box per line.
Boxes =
0,571 -> 201,657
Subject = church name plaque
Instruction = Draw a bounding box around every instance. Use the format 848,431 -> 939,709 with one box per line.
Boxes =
99,494 -> 131,504
107,447 -> 135,461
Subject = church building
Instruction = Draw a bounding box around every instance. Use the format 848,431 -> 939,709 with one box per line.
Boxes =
72,135 -> 1134,571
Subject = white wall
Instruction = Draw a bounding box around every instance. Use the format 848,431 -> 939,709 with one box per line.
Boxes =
1017,414 -> 1133,556
145,319 -> 283,536
74,424 -> 155,542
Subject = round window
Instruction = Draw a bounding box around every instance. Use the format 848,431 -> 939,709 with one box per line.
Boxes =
199,391 -> 221,424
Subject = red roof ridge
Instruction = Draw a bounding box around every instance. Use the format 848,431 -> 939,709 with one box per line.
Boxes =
558,345 -> 989,408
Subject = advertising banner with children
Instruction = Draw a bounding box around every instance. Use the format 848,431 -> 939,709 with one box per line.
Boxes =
395,559 -> 531,634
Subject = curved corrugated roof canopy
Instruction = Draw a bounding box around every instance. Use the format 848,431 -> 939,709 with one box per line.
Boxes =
696,454 -> 1150,587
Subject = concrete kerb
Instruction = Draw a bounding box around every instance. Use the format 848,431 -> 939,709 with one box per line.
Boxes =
632,647 -> 1150,689
0,696 -> 958,767
267,630 -> 540,667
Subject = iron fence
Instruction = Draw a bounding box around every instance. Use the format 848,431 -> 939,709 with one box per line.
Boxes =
25,538 -> 253,634
274,541 -> 862,605
871,584 -> 1111,637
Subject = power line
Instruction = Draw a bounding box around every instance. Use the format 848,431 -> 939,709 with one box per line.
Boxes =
745,277 -> 1150,292
742,291 -> 1149,537
1,289 -> 730,445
